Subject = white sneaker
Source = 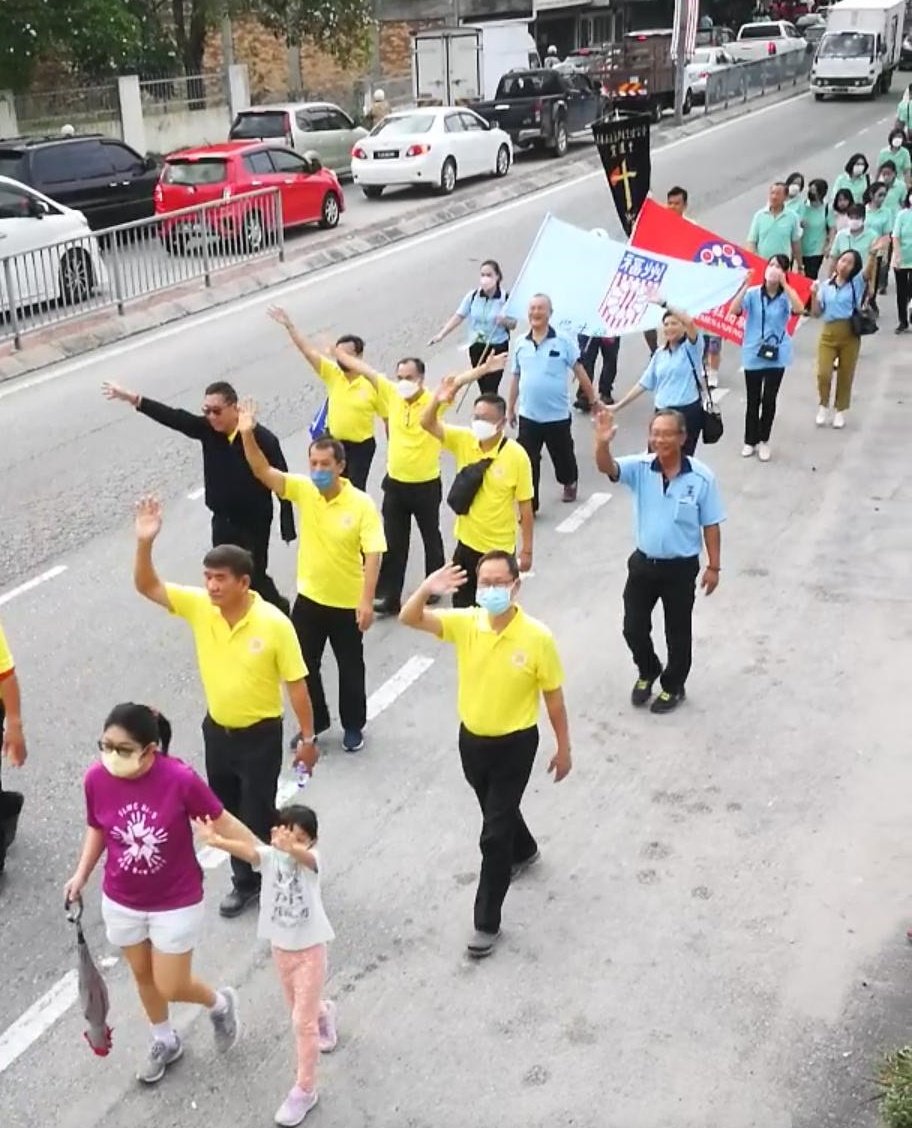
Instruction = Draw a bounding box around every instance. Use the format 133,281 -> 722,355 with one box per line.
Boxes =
741,444 -> 756,458
832,411 -> 846,429
815,406 -> 829,426
708,373 -> 719,389
758,442 -> 771,462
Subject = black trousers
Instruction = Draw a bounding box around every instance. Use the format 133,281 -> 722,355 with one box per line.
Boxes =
203,714 -> 283,893
459,724 -> 539,934
452,540 -> 484,608
469,339 -> 510,396
895,267 -> 912,328
622,550 -> 700,695
292,595 -> 365,734
339,437 -> 376,491
664,400 -> 704,458
743,367 -> 785,446
577,335 -> 619,400
211,513 -> 288,613
0,703 -> 25,872
802,254 -> 823,281
377,476 -> 445,607
517,415 -> 578,510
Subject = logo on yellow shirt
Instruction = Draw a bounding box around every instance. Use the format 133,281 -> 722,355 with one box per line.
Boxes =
249,637 -> 264,654
341,514 -> 354,528
511,650 -> 527,668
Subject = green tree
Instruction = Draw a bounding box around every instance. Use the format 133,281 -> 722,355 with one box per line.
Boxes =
252,0 -> 372,61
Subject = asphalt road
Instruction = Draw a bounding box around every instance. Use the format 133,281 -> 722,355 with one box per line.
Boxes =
1,92 -> 910,1128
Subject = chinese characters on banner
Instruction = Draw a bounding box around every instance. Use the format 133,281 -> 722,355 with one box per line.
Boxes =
591,113 -> 651,235
629,198 -> 813,346
599,251 -> 668,333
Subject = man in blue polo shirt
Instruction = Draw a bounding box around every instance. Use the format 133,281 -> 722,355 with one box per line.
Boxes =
594,406 -> 725,714
506,293 -> 598,510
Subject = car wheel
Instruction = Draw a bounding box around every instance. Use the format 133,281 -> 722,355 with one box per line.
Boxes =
319,192 -> 341,229
58,249 -> 94,305
550,119 -> 568,158
814,91 -> 825,101
242,209 -> 268,252
362,185 -> 384,199
162,231 -> 186,256
494,143 -> 511,178
438,157 -> 457,194
683,88 -> 693,116
652,100 -> 663,125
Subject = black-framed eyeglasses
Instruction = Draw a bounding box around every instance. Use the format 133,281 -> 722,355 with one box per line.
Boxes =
97,740 -> 144,757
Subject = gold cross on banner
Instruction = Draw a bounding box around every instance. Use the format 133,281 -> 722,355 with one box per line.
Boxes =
608,160 -> 637,212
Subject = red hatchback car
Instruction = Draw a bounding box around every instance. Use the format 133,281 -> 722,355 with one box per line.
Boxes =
154,141 -> 344,251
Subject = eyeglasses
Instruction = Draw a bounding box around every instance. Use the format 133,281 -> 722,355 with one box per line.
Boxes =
97,740 -> 144,758
201,406 -> 224,417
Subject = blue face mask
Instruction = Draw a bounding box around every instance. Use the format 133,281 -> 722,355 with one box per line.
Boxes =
477,585 -> 513,616
311,469 -> 335,492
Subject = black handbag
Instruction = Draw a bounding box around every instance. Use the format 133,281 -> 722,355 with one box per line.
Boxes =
446,437 -> 506,515
686,350 -> 724,446
850,282 -> 878,337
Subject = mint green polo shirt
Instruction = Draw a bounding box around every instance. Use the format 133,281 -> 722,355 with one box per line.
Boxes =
876,145 -> 911,180
830,226 -> 877,262
864,204 -> 893,241
747,207 -> 801,259
893,209 -> 912,268
831,171 -> 870,204
800,201 -> 828,256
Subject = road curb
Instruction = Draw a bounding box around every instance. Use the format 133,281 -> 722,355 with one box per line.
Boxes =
0,85 -> 807,384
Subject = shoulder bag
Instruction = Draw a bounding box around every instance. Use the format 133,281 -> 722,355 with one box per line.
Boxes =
849,277 -> 878,337
686,347 -> 724,446
446,437 -> 507,515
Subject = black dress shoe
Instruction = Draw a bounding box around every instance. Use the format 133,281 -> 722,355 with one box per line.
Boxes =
650,689 -> 686,715
219,886 -> 260,918
373,598 -> 401,616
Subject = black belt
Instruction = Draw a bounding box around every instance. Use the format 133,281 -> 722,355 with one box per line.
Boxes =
204,714 -> 282,736
634,549 -> 699,566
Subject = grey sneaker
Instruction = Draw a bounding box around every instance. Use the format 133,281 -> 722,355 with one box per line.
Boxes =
136,1034 -> 183,1084
210,987 -> 240,1053
466,929 -> 500,959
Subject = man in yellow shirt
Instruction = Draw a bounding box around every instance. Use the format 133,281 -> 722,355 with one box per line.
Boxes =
237,402 -> 387,754
400,552 -> 572,958
422,387 -> 535,608
268,305 -> 384,490
133,496 -> 316,918
0,619 -> 27,875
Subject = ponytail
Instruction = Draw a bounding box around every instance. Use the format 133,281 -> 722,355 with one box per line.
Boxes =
103,702 -> 172,754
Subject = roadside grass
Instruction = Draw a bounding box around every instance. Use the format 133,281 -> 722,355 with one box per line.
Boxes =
878,1047 -> 912,1126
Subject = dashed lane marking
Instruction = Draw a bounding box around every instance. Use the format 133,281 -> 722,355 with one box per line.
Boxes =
555,492 -> 612,535
0,565 -> 68,608
0,971 -> 78,1075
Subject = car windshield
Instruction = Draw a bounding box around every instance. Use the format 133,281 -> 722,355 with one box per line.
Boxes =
371,114 -> 435,136
163,158 -> 228,185
0,153 -> 26,181
229,112 -> 288,139
818,31 -> 874,58
739,24 -> 782,38
496,72 -> 558,97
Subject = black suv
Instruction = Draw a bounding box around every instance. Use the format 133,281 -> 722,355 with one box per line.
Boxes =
0,134 -> 159,230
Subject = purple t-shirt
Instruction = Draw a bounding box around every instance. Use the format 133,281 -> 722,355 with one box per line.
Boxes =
84,754 -> 223,912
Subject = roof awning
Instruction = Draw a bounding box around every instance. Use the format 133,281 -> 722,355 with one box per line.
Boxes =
535,0 -> 592,12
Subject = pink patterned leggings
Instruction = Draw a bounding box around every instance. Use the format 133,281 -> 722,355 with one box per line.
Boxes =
272,943 -> 328,1090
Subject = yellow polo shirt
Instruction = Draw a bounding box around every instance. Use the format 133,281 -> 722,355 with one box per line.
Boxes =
376,379 -> 449,483
441,427 -> 534,553
437,606 -> 563,737
318,357 -> 385,442
166,587 -> 307,728
0,622 -> 14,680
281,476 -> 387,608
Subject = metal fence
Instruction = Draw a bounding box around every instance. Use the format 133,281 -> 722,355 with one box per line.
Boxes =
0,188 -> 284,350
703,50 -> 812,114
13,82 -> 121,134
139,72 -> 228,113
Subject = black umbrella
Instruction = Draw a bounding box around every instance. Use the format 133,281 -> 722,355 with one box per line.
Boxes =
65,896 -> 113,1056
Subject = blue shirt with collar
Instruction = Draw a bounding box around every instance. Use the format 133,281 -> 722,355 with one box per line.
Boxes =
457,287 -> 511,346
511,325 -> 580,423
740,286 -> 794,371
638,333 -> 704,409
615,452 -> 726,559
817,273 -> 865,322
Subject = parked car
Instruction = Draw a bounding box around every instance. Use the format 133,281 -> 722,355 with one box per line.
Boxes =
685,46 -> 738,102
0,135 -> 159,231
902,29 -> 912,68
729,20 -> 808,62
796,12 -> 828,50
0,175 -> 107,311
351,107 -> 512,198
155,141 -> 344,252
694,25 -> 736,46
601,29 -> 685,122
473,68 -> 603,156
228,103 -> 368,178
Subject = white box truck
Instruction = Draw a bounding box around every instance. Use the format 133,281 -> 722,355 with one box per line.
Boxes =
811,0 -> 905,98
411,22 -> 540,106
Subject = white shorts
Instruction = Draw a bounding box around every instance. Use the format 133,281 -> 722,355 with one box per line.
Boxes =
101,894 -> 205,955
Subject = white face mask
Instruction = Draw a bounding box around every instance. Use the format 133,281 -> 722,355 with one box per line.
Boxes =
848,219 -> 864,233
787,183 -> 801,197
892,137 -> 903,149
479,273 -> 497,292
101,750 -> 149,780
471,418 -> 498,442
396,379 -> 420,400
852,164 -> 866,177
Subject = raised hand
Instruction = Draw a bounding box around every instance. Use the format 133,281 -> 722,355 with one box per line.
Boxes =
424,563 -> 468,597
267,305 -> 293,329
134,495 -> 163,542
237,397 -> 258,433
435,375 -> 459,404
593,405 -> 617,444
484,352 -> 509,372
101,381 -> 137,405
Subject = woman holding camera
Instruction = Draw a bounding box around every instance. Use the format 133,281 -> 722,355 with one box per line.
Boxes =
728,255 -> 805,462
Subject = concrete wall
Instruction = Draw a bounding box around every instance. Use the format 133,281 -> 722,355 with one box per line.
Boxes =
144,105 -> 232,155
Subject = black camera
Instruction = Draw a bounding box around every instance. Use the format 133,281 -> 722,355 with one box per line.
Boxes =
757,342 -> 779,361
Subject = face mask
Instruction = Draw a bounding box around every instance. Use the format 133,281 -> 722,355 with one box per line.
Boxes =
311,469 -> 335,492
848,219 -> 864,232
852,164 -> 866,177
101,751 -> 148,780
892,137 -> 903,149
764,266 -> 780,284
477,585 -> 513,616
787,183 -> 801,197
471,419 -> 498,442
479,274 -> 497,291
396,379 -> 420,400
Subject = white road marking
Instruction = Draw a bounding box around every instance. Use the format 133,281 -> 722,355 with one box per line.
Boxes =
0,565 -> 68,608
834,139 -> 846,148
0,92 -> 814,402
0,971 -> 78,1075
187,487 -> 205,501
366,654 -> 435,722
555,492 -> 612,534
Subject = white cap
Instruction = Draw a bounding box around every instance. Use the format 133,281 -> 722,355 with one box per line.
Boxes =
373,88 -> 386,101
60,123 -> 75,137
547,45 -> 558,55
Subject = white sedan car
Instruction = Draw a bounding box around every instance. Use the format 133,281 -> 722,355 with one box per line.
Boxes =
685,47 -> 737,101
0,175 -> 107,313
351,107 -> 513,198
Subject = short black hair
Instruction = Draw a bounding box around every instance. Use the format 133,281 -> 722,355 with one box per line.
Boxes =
104,702 -> 172,753
785,171 -> 804,188
204,381 -> 238,404
843,152 -> 868,176
846,203 -> 865,220
878,158 -> 897,175
336,334 -> 365,356
667,185 -> 688,204
397,356 -> 426,376
477,550 -> 520,580
203,543 -> 254,580
474,392 -> 506,417
275,804 -> 318,839
808,177 -> 828,198
309,436 -> 346,464
652,408 -> 686,434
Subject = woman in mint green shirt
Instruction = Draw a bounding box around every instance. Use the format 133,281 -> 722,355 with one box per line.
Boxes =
876,129 -> 912,186
891,190 -> 912,331
800,177 -> 829,280
895,86 -> 912,140
876,159 -> 907,222
784,171 -> 805,215
864,181 -> 896,299
830,152 -> 871,204
826,204 -> 877,290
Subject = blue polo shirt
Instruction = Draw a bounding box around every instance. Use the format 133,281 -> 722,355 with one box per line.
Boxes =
740,286 -> 794,371
817,274 -> 865,322
511,326 -> 580,423
457,288 -> 511,346
639,334 -> 704,409
615,453 -> 726,559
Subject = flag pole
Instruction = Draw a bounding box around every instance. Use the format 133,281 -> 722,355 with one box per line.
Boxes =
673,0 -> 688,126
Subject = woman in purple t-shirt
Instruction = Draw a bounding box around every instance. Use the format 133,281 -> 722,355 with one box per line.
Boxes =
64,703 -> 250,1085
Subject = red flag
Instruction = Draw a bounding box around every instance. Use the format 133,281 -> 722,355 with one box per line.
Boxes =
629,198 -> 813,346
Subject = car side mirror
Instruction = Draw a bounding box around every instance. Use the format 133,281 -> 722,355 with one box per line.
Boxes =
144,154 -> 159,172
27,196 -> 48,219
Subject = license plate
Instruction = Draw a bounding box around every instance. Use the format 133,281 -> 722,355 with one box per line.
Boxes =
374,149 -> 398,159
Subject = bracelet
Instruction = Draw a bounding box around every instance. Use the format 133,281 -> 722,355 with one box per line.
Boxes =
706,565 -> 720,572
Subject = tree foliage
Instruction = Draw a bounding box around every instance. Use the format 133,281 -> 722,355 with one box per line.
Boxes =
251,0 -> 372,58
